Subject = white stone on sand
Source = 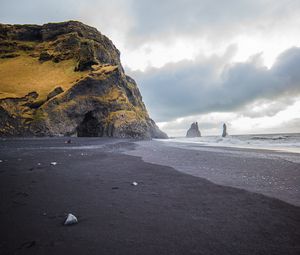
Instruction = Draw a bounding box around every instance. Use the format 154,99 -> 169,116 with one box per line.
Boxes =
64,213 -> 78,225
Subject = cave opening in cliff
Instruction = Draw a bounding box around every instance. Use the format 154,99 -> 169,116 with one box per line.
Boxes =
77,112 -> 102,137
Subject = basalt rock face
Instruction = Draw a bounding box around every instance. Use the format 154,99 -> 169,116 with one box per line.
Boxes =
186,122 -> 201,138
0,21 -> 167,139
222,123 -> 228,137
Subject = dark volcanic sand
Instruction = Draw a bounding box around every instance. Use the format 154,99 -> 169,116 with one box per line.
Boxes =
0,138 -> 299,255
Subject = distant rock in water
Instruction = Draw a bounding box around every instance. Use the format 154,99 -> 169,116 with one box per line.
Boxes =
222,123 -> 228,137
0,21 -> 167,139
186,122 -> 201,138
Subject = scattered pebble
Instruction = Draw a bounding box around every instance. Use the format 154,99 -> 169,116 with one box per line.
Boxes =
37,163 -> 41,166
0,160 -> 2,163
64,213 -> 78,225
132,182 -> 138,186
50,162 -> 57,166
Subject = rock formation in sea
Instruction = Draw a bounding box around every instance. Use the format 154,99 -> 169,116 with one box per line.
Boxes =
222,123 -> 228,137
0,21 -> 167,139
186,122 -> 201,138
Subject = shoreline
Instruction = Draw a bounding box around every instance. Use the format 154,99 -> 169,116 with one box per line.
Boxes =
126,139 -> 300,206
176,142 -> 300,154
157,133 -> 300,154
158,138 -> 300,155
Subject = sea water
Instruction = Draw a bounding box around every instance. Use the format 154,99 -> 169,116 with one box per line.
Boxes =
157,133 -> 300,153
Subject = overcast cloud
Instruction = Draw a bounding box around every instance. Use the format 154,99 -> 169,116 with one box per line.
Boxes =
131,47 -> 300,122
128,0 -> 300,45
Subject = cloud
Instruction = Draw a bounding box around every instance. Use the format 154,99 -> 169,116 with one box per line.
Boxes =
126,0 -> 300,46
130,47 -> 300,122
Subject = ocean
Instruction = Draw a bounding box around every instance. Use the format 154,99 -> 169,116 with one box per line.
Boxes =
157,133 -> 300,153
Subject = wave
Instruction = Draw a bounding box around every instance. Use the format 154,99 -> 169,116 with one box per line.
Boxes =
250,135 -> 289,141
157,133 -> 300,153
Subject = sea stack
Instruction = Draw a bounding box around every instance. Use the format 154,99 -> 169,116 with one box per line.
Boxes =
222,123 -> 228,137
186,122 -> 201,138
0,21 -> 167,139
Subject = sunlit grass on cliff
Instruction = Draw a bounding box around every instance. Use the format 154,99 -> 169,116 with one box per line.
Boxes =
0,55 -> 87,99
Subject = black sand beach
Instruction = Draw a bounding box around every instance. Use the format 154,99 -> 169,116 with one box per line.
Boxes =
0,138 -> 299,255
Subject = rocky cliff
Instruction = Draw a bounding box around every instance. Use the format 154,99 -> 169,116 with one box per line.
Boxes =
0,21 -> 167,138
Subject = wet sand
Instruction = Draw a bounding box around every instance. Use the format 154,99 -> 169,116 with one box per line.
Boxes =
126,140 -> 300,206
0,138 -> 299,255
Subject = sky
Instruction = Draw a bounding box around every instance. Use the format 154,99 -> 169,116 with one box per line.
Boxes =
1,0 -> 300,136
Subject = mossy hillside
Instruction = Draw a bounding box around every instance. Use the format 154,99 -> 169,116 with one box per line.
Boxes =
0,22 -> 121,100
0,55 -> 87,99
44,86 -> 139,120
106,110 -> 146,128
31,108 -> 48,121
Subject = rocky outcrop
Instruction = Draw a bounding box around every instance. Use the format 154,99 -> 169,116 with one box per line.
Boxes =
47,87 -> 64,101
186,122 -> 201,138
0,92 -> 39,136
222,123 -> 227,137
0,21 -> 167,139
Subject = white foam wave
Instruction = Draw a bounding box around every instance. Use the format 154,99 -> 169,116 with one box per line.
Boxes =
156,133 -> 300,153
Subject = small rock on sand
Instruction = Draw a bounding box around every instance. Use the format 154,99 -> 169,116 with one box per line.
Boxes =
132,182 -> 138,186
50,162 -> 57,166
64,213 -> 78,225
